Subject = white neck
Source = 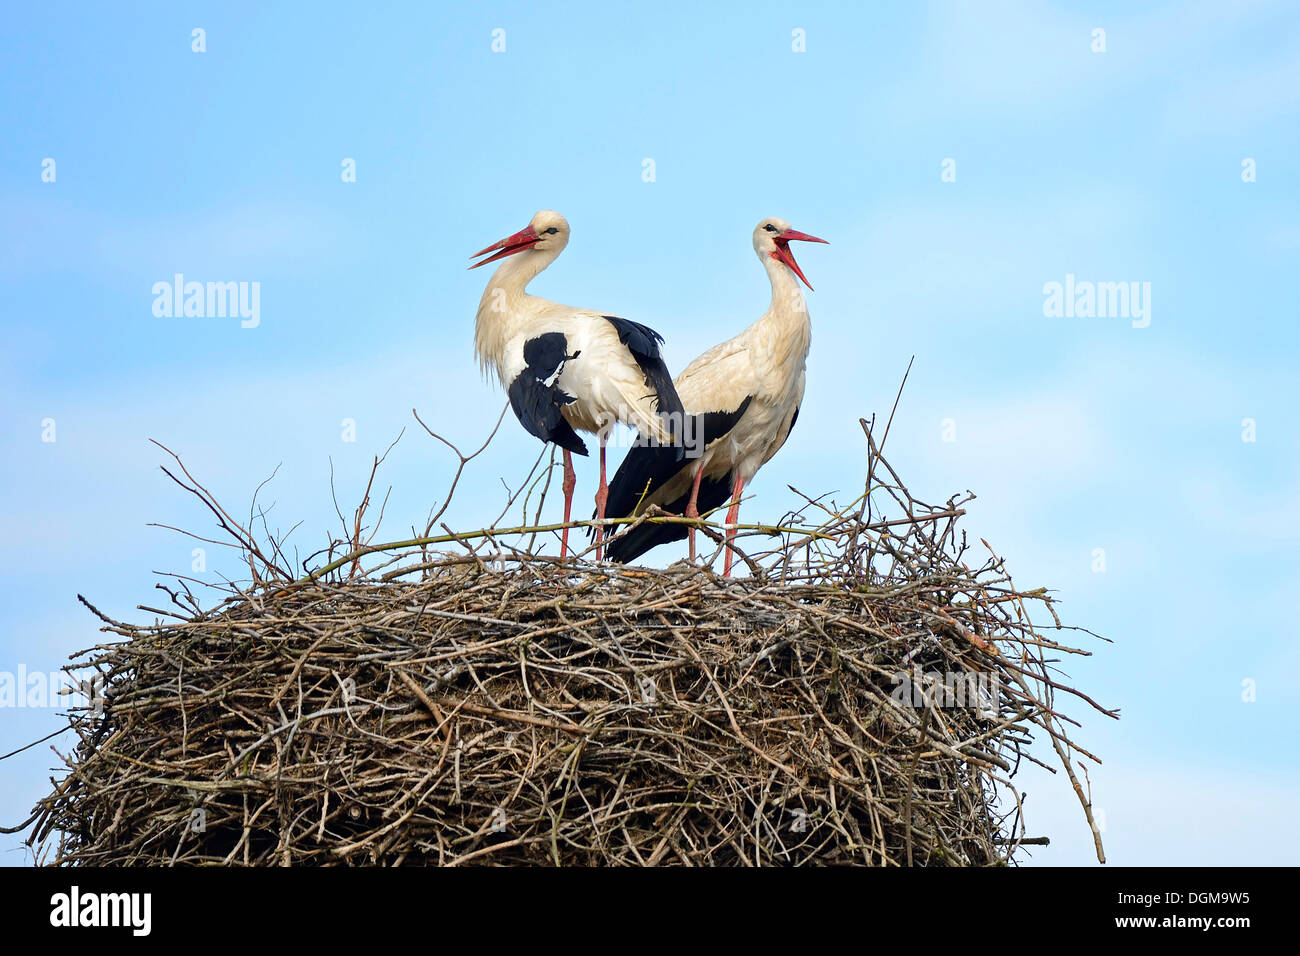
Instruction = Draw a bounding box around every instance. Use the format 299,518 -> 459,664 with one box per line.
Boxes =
745,252 -> 813,380
473,246 -> 564,378
762,252 -> 807,316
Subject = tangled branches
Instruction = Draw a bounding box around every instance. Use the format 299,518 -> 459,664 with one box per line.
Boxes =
14,406 -> 1115,866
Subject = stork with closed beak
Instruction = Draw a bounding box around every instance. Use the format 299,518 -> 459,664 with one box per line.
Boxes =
603,217 -> 827,574
470,210 -> 684,560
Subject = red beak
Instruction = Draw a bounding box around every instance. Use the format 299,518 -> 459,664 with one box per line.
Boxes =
772,229 -> 828,290
469,225 -> 540,269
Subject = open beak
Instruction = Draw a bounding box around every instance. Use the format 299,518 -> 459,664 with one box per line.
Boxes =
772,229 -> 828,290
469,225 -> 540,269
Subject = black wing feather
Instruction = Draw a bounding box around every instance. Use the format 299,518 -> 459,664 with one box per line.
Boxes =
700,396 -> 754,450
600,395 -> 754,561
605,472 -> 735,564
603,395 -> 752,522
602,316 -> 685,421
507,332 -> 588,456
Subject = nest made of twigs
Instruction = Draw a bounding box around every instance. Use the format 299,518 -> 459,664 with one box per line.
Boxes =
15,416 -> 1113,865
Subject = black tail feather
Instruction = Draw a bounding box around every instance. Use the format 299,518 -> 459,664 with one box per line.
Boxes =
601,442 -> 683,528
601,396 -> 751,526
596,395 -> 753,557
605,472 -> 734,564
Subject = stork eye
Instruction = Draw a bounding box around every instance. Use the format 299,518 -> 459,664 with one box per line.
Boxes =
764,224 -> 778,233
544,227 -> 559,235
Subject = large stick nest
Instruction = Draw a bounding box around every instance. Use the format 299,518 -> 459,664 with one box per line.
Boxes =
15,416 -> 1114,865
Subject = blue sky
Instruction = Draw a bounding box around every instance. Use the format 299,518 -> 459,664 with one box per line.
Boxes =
2,1 -> 1297,865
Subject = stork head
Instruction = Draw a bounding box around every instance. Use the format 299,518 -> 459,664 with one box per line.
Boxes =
470,210 -> 570,269
753,217 -> 828,290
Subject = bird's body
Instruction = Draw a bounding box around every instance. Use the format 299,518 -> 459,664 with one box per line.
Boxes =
649,310 -> 808,502
478,302 -> 678,443
470,210 -> 682,558
604,217 -> 826,572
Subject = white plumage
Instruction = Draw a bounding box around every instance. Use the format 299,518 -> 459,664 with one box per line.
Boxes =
604,217 -> 826,574
470,210 -> 683,559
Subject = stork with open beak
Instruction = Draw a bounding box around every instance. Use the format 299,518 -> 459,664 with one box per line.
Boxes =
602,217 -> 827,574
470,210 -> 684,560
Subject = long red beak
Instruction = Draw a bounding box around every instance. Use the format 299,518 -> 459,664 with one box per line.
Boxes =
469,225 -> 540,269
772,229 -> 828,290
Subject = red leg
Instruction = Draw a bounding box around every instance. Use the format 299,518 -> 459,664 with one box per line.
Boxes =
560,450 -> 576,561
722,476 -> 745,577
685,464 -> 704,562
594,438 -> 609,561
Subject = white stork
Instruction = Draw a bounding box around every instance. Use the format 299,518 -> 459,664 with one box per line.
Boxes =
470,210 -> 684,560
603,217 -> 827,574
